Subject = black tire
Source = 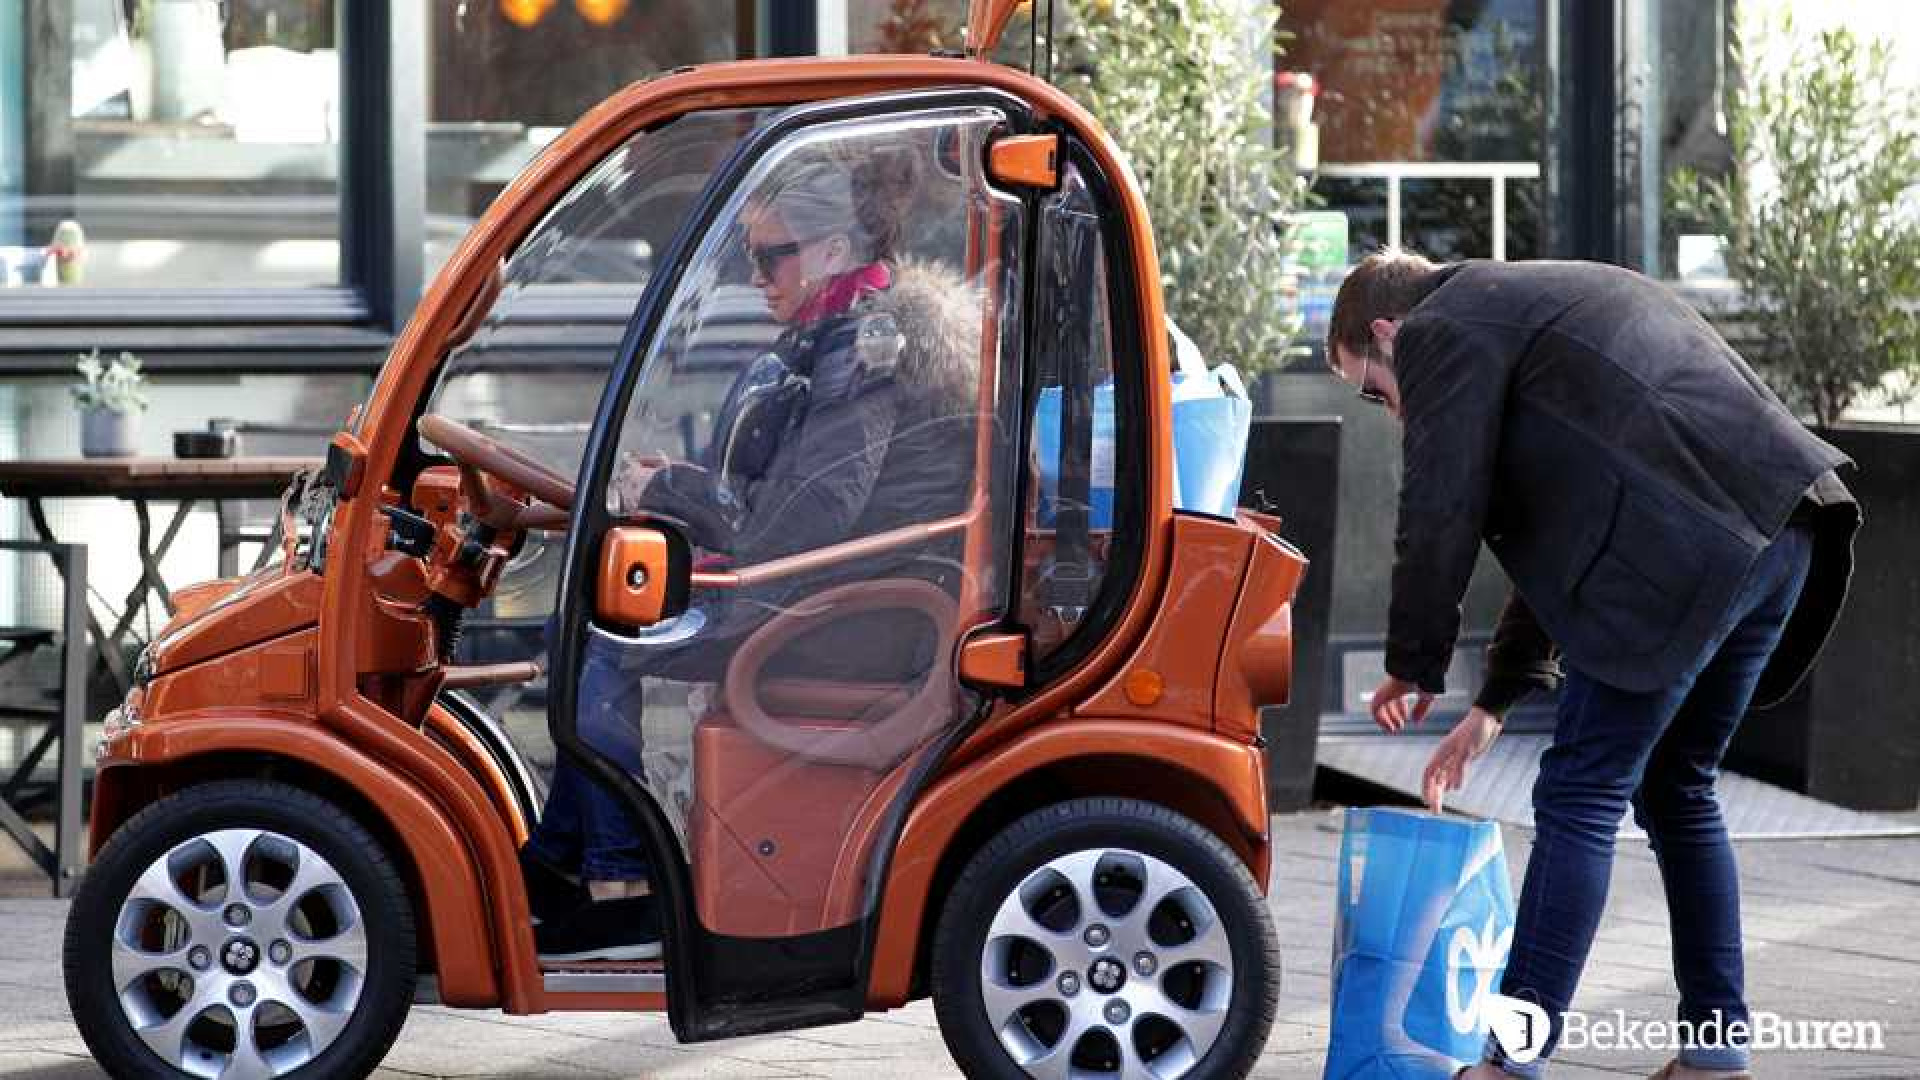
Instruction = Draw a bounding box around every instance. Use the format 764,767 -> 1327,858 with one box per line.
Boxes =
64,779 -> 416,1079
931,797 -> 1280,1080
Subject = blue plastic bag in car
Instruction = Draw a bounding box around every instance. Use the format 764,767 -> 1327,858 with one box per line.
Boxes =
1324,808 -> 1517,1080
1168,321 -> 1252,518
1032,380 -> 1116,529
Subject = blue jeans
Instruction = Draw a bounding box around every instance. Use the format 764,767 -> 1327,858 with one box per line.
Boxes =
524,631 -> 653,883
1485,524 -> 1813,1077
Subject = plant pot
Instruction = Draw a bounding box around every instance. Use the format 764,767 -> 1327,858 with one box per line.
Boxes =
1727,423 -> 1920,812
1237,415 -> 1342,810
81,408 -> 140,458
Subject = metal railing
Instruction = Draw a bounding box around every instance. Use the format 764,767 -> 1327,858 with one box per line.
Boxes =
1316,161 -> 1542,261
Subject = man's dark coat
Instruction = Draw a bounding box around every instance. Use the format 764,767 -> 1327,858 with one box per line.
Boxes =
1386,260 -> 1858,707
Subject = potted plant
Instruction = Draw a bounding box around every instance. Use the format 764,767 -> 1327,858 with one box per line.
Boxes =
1054,0 -> 1328,807
70,349 -> 149,458
1057,0 -> 1307,384
1671,17 -> 1920,811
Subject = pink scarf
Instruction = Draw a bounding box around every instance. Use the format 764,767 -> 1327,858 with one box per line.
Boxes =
791,261 -> 892,326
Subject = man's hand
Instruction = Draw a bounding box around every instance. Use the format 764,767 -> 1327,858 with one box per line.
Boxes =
1423,706 -> 1504,814
1368,676 -> 1435,733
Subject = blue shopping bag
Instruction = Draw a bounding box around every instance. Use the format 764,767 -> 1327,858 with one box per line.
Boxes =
1032,381 -> 1116,529
1170,373 -> 1252,518
1167,320 -> 1252,518
1324,808 -> 1516,1080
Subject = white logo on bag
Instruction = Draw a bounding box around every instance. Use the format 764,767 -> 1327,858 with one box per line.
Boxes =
1484,993 -> 1553,1064
1445,915 -> 1514,1035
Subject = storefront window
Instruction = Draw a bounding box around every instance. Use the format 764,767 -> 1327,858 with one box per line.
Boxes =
1651,0 -> 1735,284
424,0 -> 750,277
0,1 -> 340,290
1281,0 -> 1546,353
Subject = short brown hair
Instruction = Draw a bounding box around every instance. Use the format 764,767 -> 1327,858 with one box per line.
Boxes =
1326,248 -> 1440,364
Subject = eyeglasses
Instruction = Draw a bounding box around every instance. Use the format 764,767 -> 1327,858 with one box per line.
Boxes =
1329,339 -> 1390,407
746,240 -> 802,278
1355,349 -> 1390,407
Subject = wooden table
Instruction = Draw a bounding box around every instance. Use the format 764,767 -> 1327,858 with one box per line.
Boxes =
0,456 -> 321,691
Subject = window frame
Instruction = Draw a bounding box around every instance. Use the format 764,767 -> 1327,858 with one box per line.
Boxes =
0,1 -> 840,376
0,3 -> 424,374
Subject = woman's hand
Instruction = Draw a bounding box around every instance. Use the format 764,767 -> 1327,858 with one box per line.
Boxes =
612,452 -> 676,513
1423,706 -> 1504,814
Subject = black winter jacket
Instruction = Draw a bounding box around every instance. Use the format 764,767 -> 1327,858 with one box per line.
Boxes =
1385,260 -> 1858,709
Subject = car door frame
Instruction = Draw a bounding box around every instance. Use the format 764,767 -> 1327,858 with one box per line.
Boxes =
546,85 -> 1044,1043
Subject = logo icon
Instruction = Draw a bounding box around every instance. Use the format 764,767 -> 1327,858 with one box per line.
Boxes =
1484,993 -> 1552,1064
1445,916 -> 1515,1035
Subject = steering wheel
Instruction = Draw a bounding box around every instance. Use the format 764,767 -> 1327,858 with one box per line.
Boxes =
417,414 -> 575,529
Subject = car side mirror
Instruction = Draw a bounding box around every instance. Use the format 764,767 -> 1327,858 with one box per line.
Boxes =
596,524 -> 691,630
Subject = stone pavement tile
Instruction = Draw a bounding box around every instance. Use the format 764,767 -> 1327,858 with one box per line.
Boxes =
0,1050 -> 100,1080
553,1037 -> 821,1078
705,1032 -> 866,1064
720,1054 -> 959,1080
765,1015 -> 945,1051
1246,1049 -> 1327,1078
378,1009 -> 619,1077
0,1024 -> 88,1052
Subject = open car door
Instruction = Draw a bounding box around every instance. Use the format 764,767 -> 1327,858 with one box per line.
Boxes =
548,88 -> 1039,1041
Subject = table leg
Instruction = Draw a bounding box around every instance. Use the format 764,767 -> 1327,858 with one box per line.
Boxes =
216,500 -> 241,579
23,498 -> 129,693
129,497 -> 197,619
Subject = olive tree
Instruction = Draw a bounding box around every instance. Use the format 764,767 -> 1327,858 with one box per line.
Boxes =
1672,18 -> 1920,427
1056,0 -> 1306,375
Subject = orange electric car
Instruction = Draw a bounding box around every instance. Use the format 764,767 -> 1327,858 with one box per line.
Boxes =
62,4 -> 1308,1077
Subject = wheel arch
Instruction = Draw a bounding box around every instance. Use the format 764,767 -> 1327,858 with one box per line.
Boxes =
95,718 -> 504,1006
866,720 -> 1271,1009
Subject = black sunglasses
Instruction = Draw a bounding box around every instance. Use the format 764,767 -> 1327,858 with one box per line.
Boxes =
746,240 -> 802,278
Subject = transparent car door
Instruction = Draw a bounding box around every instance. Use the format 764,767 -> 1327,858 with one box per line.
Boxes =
420,107 -> 764,760
570,99 -> 1026,964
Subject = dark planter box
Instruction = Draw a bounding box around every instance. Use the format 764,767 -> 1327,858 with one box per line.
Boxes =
1725,424 -> 1920,812
1238,415 -> 1342,811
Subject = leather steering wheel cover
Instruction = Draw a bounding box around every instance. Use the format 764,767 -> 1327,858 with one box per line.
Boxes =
417,414 -> 576,511
723,578 -> 959,771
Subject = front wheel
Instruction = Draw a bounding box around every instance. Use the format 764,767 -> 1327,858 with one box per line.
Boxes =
64,779 -> 416,1079
931,797 -> 1280,1080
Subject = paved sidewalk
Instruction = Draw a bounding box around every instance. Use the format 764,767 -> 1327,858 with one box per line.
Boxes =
3,809 -> 1915,1078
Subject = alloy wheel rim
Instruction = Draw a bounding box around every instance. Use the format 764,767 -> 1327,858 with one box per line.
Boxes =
109,828 -> 368,1079
979,847 -> 1234,1080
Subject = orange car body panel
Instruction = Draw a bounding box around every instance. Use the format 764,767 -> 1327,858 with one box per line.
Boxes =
1078,514 -> 1255,728
422,702 -> 531,848
94,715 -> 503,1006
1216,522 -> 1308,741
148,571 -> 322,674
690,719 -> 923,938
864,719 -> 1272,1008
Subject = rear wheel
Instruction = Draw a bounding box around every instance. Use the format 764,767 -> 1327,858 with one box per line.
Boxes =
64,779 -> 416,1079
931,797 -> 1279,1080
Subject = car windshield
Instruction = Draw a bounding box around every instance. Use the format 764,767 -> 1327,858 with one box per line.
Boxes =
420,108 -> 770,485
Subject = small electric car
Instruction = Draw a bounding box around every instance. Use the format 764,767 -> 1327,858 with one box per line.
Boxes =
63,4 -> 1307,1077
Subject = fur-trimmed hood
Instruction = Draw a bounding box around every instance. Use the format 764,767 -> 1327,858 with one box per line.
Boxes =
848,255 -> 983,421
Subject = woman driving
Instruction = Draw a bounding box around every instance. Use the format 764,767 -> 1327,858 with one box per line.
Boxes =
521,149 -> 977,963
